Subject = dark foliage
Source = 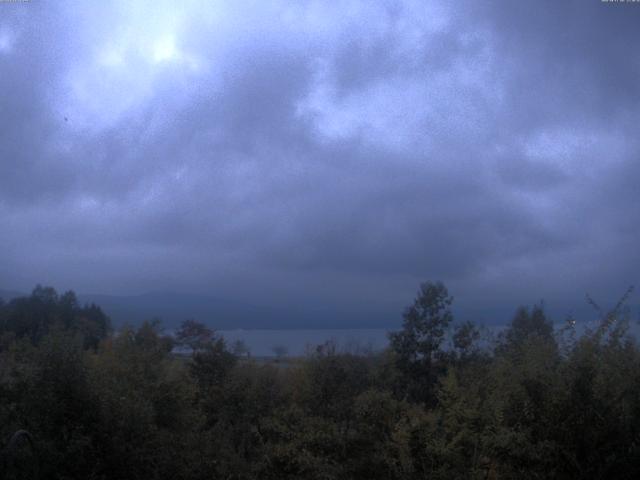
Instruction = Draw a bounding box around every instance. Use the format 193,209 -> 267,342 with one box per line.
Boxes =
1,284 -> 639,479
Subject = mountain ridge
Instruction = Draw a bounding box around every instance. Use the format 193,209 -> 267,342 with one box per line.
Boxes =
2,288 -> 637,330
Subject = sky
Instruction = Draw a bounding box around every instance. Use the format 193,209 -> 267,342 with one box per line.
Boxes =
1,0 -> 639,326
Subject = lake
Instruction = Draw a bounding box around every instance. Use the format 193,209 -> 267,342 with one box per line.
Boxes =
218,328 -> 390,357
218,319 -> 640,357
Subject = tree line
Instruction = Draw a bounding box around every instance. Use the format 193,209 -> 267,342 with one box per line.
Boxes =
1,282 -> 639,479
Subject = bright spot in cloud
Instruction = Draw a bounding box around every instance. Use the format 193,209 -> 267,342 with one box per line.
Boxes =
152,34 -> 179,63
98,47 -> 125,67
60,7 -> 201,132
0,28 -> 14,54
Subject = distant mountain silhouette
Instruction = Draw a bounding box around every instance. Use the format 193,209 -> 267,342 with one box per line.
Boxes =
76,292 -> 400,330
0,289 -> 23,302
2,288 -> 637,330
0,288 -> 397,329
78,292 -> 290,330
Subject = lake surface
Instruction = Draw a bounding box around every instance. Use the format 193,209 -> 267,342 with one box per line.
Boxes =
218,319 -> 640,357
218,328 -> 390,357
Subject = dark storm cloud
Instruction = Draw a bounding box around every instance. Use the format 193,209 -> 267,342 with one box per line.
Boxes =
0,6 -> 72,204
0,0 -> 638,322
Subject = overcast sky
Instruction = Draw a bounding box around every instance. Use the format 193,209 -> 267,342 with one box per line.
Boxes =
1,1 -> 639,324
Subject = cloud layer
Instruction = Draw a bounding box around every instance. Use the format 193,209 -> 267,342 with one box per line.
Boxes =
1,0 -> 639,325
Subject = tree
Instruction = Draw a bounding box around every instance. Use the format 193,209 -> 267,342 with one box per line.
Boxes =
88,320 -> 198,479
75,302 -> 111,350
389,281 -> 454,403
175,319 -> 213,353
0,287 -> 110,349
452,321 -> 481,361
500,304 -> 555,354
190,338 -> 237,392
232,339 -> 250,358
